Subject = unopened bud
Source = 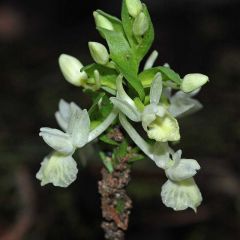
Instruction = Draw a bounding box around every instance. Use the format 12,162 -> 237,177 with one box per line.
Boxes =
181,73 -> 209,93
93,11 -> 114,31
58,54 -> 88,87
133,12 -> 149,37
88,42 -> 109,65
126,0 -> 143,18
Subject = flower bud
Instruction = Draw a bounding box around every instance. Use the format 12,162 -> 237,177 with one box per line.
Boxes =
181,73 -> 209,93
126,0 -> 143,18
93,11 -> 114,31
88,42 -> 109,65
133,12 -> 149,37
59,54 -> 88,87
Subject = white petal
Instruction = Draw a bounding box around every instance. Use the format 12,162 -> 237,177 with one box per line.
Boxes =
39,128 -> 74,154
110,98 -> 141,122
143,110 -> 180,142
36,152 -> 78,187
144,50 -> 159,70
141,104 -> 166,131
172,149 -> 182,162
67,109 -> 90,148
166,158 -> 200,181
169,91 -> 202,118
59,99 -> 71,121
161,178 -> 202,212
116,75 -> 138,110
55,112 -> 68,131
150,73 -> 162,105
181,73 -> 209,93
152,142 -> 171,169
55,99 -> 82,130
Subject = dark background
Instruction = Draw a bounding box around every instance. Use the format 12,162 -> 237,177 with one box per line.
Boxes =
0,0 -> 240,239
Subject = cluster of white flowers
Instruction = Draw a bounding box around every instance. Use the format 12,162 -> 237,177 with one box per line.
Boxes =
37,0 -> 209,212
116,68 -> 207,212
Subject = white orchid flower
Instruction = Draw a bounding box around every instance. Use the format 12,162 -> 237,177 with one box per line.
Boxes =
111,74 -> 180,142
168,90 -> 203,118
37,101 -> 118,187
161,177 -> 202,212
36,151 -> 78,187
40,106 -> 90,155
165,150 -> 200,181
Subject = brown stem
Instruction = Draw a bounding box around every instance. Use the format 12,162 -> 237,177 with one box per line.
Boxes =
98,128 -> 132,240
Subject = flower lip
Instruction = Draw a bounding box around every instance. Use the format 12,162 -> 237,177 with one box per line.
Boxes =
36,152 -> 78,188
161,178 -> 202,212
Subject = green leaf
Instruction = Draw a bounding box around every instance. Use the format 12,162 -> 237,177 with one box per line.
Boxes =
139,66 -> 182,88
121,0 -> 137,48
99,95 -> 113,118
88,92 -> 105,116
98,27 -> 145,99
121,1 -> 154,63
158,66 -> 182,84
100,152 -> 114,173
100,134 -> 119,146
116,199 -> 125,214
128,154 -> 144,163
114,140 -> 128,161
135,4 -> 154,62
82,63 -> 118,90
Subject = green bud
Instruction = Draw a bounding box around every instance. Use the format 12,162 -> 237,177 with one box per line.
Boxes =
181,73 -> 209,93
93,11 -> 114,31
88,42 -> 109,65
126,0 -> 143,18
133,12 -> 149,37
58,54 -> 88,87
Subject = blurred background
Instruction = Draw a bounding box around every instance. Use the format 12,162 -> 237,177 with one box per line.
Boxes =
0,0 -> 240,239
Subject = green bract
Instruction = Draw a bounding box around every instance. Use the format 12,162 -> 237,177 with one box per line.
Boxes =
38,0 -> 209,213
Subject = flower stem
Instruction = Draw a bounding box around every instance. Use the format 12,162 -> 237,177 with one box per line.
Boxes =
98,128 -> 132,240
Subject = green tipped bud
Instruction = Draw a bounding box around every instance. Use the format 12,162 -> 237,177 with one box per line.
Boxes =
181,73 -> 209,93
133,12 -> 149,37
88,42 -> 109,65
126,0 -> 143,18
58,54 -> 88,87
93,11 -> 114,31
